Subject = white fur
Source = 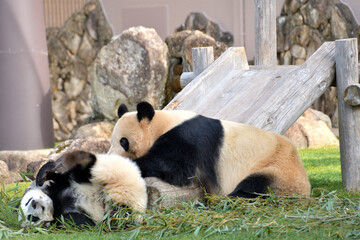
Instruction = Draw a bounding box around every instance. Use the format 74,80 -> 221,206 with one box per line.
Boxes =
91,154 -> 148,216
66,181 -> 106,223
19,188 -> 54,227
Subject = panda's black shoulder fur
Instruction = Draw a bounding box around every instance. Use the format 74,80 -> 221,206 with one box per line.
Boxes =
135,115 -> 224,192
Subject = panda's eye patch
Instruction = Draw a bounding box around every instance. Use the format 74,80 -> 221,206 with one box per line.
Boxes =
120,137 -> 129,151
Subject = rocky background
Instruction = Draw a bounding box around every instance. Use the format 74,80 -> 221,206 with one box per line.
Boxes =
277,0 -> 360,127
2,0 -> 360,183
47,0 -> 113,141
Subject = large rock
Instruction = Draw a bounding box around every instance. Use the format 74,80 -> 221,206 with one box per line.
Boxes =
47,139 -> 110,162
91,26 -> 169,120
70,122 -> 114,140
285,109 -> 339,149
0,149 -> 52,183
182,30 -> 228,72
0,160 -> 10,184
28,139 -> 111,178
166,30 -> 192,58
47,0 -> 113,141
0,149 -> 52,173
177,12 -> 234,47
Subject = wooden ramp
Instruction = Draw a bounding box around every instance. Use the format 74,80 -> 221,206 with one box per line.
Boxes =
165,42 -> 336,134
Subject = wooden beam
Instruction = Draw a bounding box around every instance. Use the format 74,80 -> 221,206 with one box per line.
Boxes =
335,38 -> 360,192
146,177 -> 203,208
254,0 -> 277,65
165,47 -> 249,110
166,42 -> 335,135
180,47 -> 214,88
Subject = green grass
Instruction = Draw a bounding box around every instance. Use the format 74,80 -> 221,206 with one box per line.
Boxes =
1,147 -> 360,239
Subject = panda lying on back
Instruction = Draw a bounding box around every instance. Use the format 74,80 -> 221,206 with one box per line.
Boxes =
108,102 -> 311,198
19,151 -> 147,227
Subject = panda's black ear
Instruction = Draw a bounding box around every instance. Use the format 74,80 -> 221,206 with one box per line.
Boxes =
118,104 -> 129,118
136,101 -> 155,122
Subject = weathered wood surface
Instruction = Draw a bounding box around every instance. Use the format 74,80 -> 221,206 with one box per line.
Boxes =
254,0 -> 277,66
181,47 -> 214,88
165,42 -> 335,134
145,177 -> 203,208
335,38 -> 360,192
344,84 -> 360,106
166,47 -> 249,110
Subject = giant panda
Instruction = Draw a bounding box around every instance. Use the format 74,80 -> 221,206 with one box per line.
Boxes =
19,151 -> 147,227
108,101 -> 311,198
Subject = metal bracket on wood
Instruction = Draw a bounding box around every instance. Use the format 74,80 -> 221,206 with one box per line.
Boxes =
180,47 -> 214,88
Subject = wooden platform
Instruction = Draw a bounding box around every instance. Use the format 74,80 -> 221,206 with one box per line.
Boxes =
165,42 -> 336,134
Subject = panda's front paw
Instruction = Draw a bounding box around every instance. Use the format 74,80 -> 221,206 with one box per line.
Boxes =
36,161 -> 56,186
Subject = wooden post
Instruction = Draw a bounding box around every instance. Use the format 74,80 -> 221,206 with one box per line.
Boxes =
180,47 -> 214,88
335,38 -> 360,192
254,0 -> 277,66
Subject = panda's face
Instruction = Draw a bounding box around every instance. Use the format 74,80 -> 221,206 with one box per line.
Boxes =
19,188 -> 54,227
108,112 -> 153,159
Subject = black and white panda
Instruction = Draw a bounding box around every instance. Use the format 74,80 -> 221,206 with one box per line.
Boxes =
19,151 -> 147,227
108,101 -> 311,198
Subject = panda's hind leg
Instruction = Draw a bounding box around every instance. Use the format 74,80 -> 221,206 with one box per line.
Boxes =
228,173 -> 272,198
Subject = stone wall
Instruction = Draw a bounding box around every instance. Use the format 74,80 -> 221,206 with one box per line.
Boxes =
47,0 -> 113,141
277,0 -> 360,125
277,0 -> 359,65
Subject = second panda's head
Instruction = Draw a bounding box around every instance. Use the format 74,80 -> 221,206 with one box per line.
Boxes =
108,101 -> 195,158
108,102 -> 157,158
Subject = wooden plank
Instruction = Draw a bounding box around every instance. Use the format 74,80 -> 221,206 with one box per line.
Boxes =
180,47 -> 214,88
254,0 -> 277,66
344,84 -> 360,106
166,42 -> 335,135
335,38 -> 360,192
165,47 -> 249,110
240,42 -> 335,133
146,177 -> 203,208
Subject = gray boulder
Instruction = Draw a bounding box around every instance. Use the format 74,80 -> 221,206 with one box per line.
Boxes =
90,26 -> 169,120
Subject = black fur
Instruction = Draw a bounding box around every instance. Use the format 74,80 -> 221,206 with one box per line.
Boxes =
134,115 -> 223,193
62,212 -> 95,226
136,102 -> 155,122
228,174 -> 272,198
27,215 -> 40,222
35,161 -> 56,186
34,153 -> 98,226
118,104 -> 129,118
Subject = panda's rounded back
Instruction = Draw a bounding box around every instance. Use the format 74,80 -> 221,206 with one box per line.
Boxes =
217,120 -> 310,196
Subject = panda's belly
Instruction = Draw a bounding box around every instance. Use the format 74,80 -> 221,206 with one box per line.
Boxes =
217,121 -> 279,195
70,182 -> 106,223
